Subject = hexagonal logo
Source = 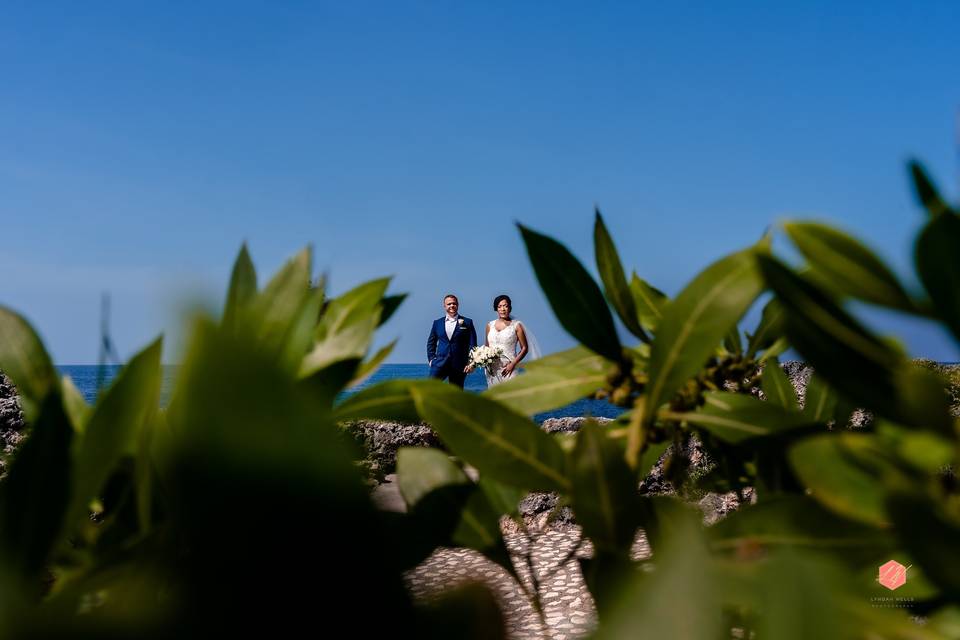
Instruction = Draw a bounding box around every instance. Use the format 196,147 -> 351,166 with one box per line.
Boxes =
878,560 -> 909,590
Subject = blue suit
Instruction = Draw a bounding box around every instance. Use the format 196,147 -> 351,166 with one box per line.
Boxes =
427,316 -> 477,388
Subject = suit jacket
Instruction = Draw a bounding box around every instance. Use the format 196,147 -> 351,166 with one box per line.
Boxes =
427,316 -> 477,374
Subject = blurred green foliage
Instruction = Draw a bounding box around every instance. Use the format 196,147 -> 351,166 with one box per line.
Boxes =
2,161 -> 960,637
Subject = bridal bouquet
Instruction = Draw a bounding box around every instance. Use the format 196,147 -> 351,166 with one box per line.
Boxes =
468,345 -> 504,371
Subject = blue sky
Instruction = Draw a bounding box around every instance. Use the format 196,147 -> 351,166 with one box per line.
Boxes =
1,1 -> 959,364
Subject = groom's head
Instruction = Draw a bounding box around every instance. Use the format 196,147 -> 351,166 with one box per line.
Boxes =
443,294 -> 459,318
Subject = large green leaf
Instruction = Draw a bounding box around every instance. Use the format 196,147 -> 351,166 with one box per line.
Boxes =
594,210 -> 648,342
629,273 -> 668,333
709,495 -> 891,563
222,243 -> 257,330
519,223 -> 622,361
800,373 -> 837,423
0,392 -> 74,588
746,298 -> 786,358
483,365 -> 605,416
252,247 -> 311,340
332,379 -> 445,423
397,448 -> 470,508
789,434 -> 889,527
61,375 -> 92,432
757,256 -> 912,425
664,392 -> 812,444
347,339 -> 397,388
522,344 -> 607,373
0,307 -> 59,420
916,211 -> 960,344
64,338 -> 164,534
909,160 -> 952,217
411,386 -> 570,492
377,293 -> 407,327
301,278 -> 391,377
888,491 -> 960,598
598,505 -> 722,639
761,358 -> 798,411
784,221 -> 914,311
570,421 -> 640,553
643,248 -> 765,426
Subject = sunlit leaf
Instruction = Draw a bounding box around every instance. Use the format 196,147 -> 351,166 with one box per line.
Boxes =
629,273 -> 668,333
664,392 -> 811,443
223,243 -> 257,330
483,365 -> 605,416
0,306 -> 59,420
761,358 -> 798,411
595,210 -> 648,342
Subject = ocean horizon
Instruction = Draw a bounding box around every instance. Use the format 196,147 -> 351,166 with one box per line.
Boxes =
58,363 -> 625,422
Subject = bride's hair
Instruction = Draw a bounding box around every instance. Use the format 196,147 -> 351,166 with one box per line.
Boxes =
493,294 -> 512,313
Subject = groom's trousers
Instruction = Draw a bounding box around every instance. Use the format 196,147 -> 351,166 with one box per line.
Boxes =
431,363 -> 467,389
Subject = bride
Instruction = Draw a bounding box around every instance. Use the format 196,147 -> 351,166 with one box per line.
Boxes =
477,294 -> 541,387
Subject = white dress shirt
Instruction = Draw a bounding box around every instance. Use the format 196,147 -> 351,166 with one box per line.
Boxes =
445,315 -> 458,339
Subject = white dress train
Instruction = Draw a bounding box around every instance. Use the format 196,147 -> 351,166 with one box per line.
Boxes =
484,320 -> 540,387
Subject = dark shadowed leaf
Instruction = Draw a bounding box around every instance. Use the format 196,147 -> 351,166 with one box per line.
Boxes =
378,294 -> 407,327
761,358 -> 798,411
629,273 -> 668,332
888,491 -> 960,598
0,392 -> 73,590
483,365 -> 605,416
643,248 -> 764,426
664,392 -> 811,444
723,326 -> 743,355
594,210 -> 648,342
222,243 -> 257,330
412,386 -> 570,492
789,434 -> 889,526
916,211 -> 960,344
571,421 -> 640,553
801,374 -> 837,423
909,160 -> 952,217
64,338 -> 163,534
785,221 -> 914,311
757,256 -> 911,424
0,306 -> 59,420
519,224 -> 622,361
348,339 -> 397,388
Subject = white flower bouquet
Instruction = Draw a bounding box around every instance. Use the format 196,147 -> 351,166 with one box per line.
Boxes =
468,345 -> 504,372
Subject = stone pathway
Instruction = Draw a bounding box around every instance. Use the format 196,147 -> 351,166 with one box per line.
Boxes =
376,473 -> 652,639
405,527 -> 652,639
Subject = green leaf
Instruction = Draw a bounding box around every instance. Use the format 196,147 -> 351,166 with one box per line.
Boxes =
761,358 -> 798,411
411,386 -> 570,492
61,374 -> 91,432
483,365 -> 605,416
598,505 -> 722,639
643,248 -> 764,426
594,210 -> 648,342
252,247 -> 311,339
522,344 -> 607,373
723,326 -> 743,355
0,306 -> 59,419
888,491 -> 960,598
916,211 -> 960,344
0,392 -> 74,588
302,278 -> 391,377
746,298 -> 786,358
709,495 -> 892,563
478,478 -> 525,517
519,223 -> 622,361
222,243 -> 257,330
784,221 -> 914,311
629,273 -> 668,333
333,379 -> 445,424
789,434 -> 889,527
397,448 -> 471,508
664,392 -> 812,444
64,338 -> 164,534
377,293 -> 407,327
757,256 -> 911,424
801,374 -> 837,423
571,421 -> 640,553
347,339 -> 397,388
909,160 -> 952,217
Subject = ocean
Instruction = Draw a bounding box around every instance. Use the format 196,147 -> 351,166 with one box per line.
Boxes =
59,364 -> 624,422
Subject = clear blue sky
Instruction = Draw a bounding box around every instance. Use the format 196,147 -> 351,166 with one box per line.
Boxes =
2,1 -> 959,364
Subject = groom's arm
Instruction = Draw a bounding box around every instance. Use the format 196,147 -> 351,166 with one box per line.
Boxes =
468,321 -> 477,351
426,323 -> 438,364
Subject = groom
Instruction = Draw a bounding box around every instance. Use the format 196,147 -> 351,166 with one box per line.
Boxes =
426,294 -> 477,388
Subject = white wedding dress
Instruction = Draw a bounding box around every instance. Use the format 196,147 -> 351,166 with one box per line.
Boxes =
484,320 -> 541,387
